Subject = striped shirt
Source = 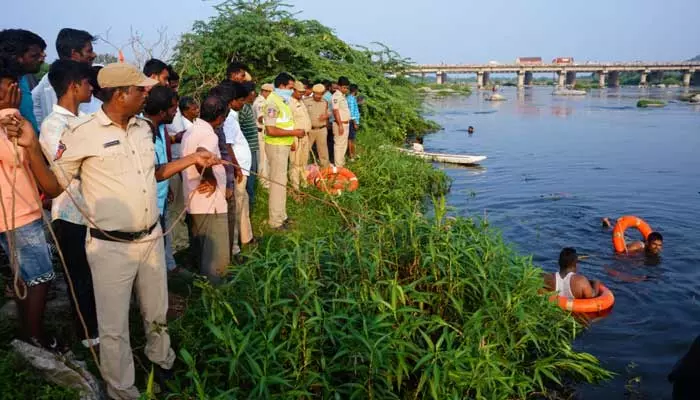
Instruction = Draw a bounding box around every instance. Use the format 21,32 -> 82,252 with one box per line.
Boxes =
347,94 -> 360,125
239,104 -> 259,152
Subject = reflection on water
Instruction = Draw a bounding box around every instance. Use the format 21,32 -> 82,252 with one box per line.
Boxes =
425,86 -> 700,399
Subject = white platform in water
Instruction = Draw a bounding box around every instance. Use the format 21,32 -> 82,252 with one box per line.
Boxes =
553,89 -> 587,96
398,148 -> 487,165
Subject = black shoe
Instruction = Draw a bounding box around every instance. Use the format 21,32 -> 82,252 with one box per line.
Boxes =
152,363 -> 175,394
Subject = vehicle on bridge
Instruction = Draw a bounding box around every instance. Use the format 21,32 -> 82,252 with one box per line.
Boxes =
516,57 -> 542,65
553,57 -> 574,65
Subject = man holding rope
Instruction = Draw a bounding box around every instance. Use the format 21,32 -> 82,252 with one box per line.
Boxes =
2,62 -> 223,399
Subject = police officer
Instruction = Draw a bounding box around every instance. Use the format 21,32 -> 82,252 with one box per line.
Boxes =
304,84 -> 330,167
263,73 -> 305,229
289,81 -> 311,190
8,62 -> 221,399
331,76 -> 352,167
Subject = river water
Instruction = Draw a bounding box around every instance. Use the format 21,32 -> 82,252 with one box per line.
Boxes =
423,86 -> 700,399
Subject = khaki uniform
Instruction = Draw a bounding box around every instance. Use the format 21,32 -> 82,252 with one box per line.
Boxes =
289,97 -> 311,190
263,92 -> 295,228
53,109 -> 175,399
331,90 -> 351,167
253,94 -> 269,188
303,97 -> 330,167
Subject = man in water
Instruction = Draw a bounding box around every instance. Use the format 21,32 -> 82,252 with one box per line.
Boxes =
543,248 -> 601,299
467,126 -> 474,134
602,218 -> 664,256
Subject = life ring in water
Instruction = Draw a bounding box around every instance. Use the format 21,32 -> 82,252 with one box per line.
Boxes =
550,283 -> 615,313
307,166 -> 359,195
612,215 -> 653,253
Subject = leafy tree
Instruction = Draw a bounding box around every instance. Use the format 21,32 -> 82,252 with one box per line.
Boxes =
171,0 -> 436,141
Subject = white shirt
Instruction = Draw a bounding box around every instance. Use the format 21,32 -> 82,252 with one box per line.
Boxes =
38,104 -> 88,225
165,108 -> 192,159
181,119 -> 227,214
32,74 -> 102,128
412,143 -> 425,153
223,110 -> 252,176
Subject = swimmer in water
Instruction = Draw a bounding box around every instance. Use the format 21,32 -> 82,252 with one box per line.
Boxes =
412,137 -> 424,153
467,126 -> 474,134
543,248 -> 601,299
602,218 -> 664,256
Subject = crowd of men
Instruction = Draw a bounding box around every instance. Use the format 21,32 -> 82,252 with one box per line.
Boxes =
0,27 -> 362,399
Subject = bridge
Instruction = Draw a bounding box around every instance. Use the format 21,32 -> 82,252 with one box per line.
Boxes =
406,62 -> 700,88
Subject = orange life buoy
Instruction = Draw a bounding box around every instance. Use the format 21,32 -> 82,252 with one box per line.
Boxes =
550,283 -> 615,313
312,166 -> 359,195
612,215 -> 653,253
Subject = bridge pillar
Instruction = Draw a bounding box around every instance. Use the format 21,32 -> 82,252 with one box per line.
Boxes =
565,71 -> 577,86
476,71 -> 484,89
682,70 -> 692,87
639,70 -> 649,87
649,71 -> 664,84
483,72 -> 490,88
517,71 -> 525,88
694,71 -> 700,87
436,71 -> 446,85
524,71 -> 533,86
598,71 -> 607,88
608,71 -> 620,87
557,71 -> 566,87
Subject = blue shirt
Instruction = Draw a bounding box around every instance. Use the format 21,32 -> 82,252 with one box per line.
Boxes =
347,94 -> 360,125
154,125 -> 169,215
323,91 -> 334,123
19,76 -> 39,134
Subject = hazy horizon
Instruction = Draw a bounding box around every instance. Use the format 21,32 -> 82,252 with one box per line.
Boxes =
2,0 -> 698,64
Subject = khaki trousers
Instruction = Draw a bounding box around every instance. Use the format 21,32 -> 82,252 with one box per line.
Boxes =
289,135 -> 310,190
265,143 -> 290,228
308,127 -> 329,167
233,176 -> 253,253
258,130 -> 270,189
86,224 -> 175,400
333,122 -> 350,167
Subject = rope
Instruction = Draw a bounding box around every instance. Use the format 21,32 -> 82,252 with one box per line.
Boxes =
2,120 -> 374,378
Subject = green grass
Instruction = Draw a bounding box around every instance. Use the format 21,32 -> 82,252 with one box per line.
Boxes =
637,99 -> 666,108
166,132 -> 611,399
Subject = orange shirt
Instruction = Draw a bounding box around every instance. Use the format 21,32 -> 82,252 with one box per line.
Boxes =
0,109 -> 42,232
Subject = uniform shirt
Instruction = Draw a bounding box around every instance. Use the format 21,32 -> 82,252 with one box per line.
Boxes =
253,95 -> 266,131
0,109 -> 42,232
290,97 -> 311,133
239,104 -> 259,152
181,119 -> 227,214
323,91 -> 334,123
164,108 -> 192,159
347,94 -> 360,125
223,109 -> 251,176
303,97 -> 329,129
263,92 -> 295,146
52,109 -> 159,232
332,91 -> 351,123
32,74 -> 102,128
19,76 -> 39,133
38,104 -> 88,225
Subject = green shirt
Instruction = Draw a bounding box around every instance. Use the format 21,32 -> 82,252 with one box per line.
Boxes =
239,104 -> 259,152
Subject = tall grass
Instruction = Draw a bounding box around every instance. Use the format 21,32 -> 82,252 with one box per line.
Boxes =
169,135 -> 611,399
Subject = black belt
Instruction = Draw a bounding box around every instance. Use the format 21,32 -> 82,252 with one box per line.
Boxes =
312,125 -> 326,129
90,221 -> 158,242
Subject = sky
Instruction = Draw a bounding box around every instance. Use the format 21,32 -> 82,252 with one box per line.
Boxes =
2,0 -> 699,64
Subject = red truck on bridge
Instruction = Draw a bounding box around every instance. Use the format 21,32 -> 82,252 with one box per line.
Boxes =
552,57 -> 574,64
515,57 -> 542,65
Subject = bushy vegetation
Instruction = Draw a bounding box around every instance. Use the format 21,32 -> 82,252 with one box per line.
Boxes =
637,99 -> 666,108
171,0 -> 438,141
165,2 -> 612,398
